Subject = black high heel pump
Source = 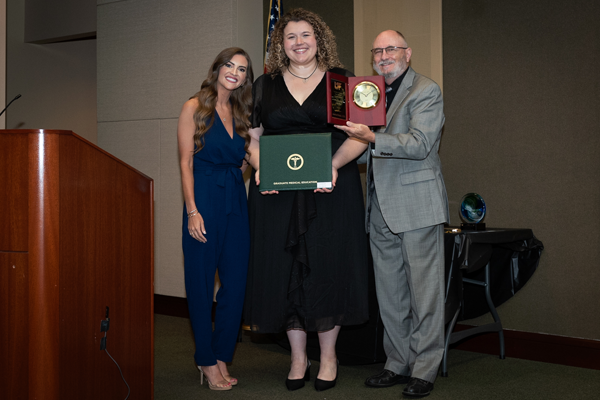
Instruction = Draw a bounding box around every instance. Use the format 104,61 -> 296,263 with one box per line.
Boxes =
285,360 -> 311,391
314,359 -> 338,392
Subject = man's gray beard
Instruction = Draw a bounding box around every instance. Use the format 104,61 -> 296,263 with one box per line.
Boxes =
373,61 -> 400,80
373,61 -> 408,82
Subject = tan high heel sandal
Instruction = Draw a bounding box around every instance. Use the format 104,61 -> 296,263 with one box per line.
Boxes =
224,376 -> 238,386
198,366 -> 232,391
216,361 -> 238,385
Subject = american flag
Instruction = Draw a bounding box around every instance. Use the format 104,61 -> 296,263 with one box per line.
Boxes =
264,0 -> 282,73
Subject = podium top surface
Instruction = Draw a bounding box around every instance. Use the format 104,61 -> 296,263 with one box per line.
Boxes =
0,129 -> 153,182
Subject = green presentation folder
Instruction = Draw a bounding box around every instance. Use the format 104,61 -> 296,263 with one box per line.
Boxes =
259,133 -> 332,191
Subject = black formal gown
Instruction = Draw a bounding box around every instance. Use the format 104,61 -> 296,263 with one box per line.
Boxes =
244,69 -> 369,333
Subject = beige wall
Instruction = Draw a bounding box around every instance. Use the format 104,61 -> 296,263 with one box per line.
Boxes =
354,0 -> 442,89
441,0 -> 600,340
5,0 -> 97,142
97,0 -> 263,297
24,0 -> 95,43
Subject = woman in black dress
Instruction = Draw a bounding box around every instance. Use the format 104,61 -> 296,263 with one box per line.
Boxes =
244,9 -> 369,392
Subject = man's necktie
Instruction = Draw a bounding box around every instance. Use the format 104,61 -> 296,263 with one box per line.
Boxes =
385,85 -> 393,109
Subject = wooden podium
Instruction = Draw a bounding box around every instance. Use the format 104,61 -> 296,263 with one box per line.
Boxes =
0,130 -> 154,400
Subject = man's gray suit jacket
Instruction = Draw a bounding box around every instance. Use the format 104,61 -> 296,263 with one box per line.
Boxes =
365,67 -> 449,233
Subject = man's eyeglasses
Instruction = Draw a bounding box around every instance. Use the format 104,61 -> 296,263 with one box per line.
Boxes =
371,46 -> 407,56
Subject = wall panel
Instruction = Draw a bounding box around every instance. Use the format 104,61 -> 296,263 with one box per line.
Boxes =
158,119 -> 185,297
158,1 -> 233,119
442,0 -> 600,339
97,120 -> 162,187
7,0 -> 97,143
97,0 -> 162,122
25,0 -> 96,43
98,0 -> 263,296
354,0 -> 442,88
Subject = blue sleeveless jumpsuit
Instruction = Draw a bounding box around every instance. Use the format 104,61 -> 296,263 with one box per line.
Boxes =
182,114 -> 249,366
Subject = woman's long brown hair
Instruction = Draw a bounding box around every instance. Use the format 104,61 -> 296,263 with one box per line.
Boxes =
191,47 -> 254,154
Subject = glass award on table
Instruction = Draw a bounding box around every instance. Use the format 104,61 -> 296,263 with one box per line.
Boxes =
460,193 -> 487,231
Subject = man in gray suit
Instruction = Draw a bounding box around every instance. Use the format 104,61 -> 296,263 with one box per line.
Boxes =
336,30 -> 448,398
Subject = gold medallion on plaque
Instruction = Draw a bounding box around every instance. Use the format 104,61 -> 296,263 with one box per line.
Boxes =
352,81 -> 381,109
287,154 -> 304,170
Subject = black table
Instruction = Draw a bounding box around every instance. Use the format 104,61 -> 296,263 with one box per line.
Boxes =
441,228 -> 543,376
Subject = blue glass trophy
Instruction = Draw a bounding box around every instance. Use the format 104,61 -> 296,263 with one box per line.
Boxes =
459,193 -> 486,231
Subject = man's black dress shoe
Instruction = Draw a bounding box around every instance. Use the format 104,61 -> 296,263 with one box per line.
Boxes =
402,377 -> 434,398
365,369 -> 411,388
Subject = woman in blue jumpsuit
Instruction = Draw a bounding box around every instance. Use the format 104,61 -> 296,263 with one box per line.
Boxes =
177,47 -> 254,391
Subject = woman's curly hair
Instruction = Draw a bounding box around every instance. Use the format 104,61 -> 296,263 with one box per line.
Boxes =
266,8 -> 342,77
191,47 -> 254,154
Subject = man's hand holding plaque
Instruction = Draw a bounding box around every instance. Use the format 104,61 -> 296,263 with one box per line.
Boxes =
326,72 -> 386,127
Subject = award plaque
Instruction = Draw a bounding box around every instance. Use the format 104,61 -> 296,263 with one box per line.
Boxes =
259,133 -> 332,192
330,78 -> 347,120
326,72 -> 386,126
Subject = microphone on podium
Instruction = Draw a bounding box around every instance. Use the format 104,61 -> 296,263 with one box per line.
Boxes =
0,94 -> 22,117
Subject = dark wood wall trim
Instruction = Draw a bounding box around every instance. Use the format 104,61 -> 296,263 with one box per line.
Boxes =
155,294 -> 600,371
154,294 -> 190,319
452,324 -> 600,371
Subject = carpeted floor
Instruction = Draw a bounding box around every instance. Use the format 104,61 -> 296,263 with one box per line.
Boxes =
155,314 -> 600,399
